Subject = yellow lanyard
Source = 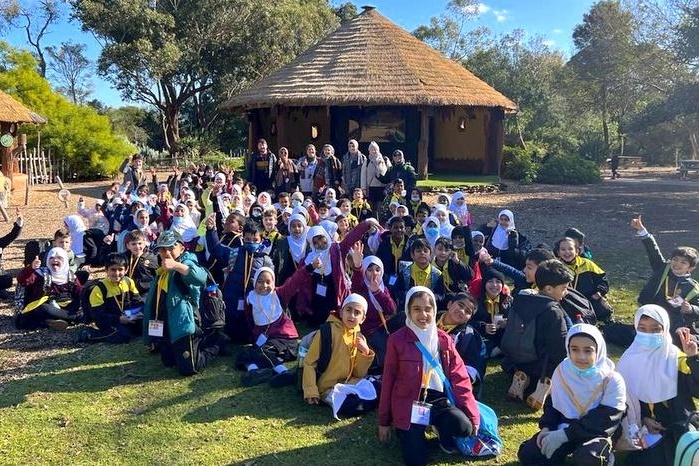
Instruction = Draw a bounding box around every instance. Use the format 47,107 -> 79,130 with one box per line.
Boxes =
486,296 -> 500,319
113,282 -> 126,314
391,237 -> 405,271
558,368 -> 608,416
243,252 -> 254,287
421,368 -> 435,402
154,272 -> 168,320
128,254 -> 140,279
665,277 -> 679,299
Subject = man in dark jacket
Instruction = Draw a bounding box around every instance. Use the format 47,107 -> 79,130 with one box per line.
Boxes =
380,150 -> 417,195
247,138 -> 277,193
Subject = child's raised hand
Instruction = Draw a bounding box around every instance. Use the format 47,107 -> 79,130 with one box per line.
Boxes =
312,257 -> 323,270
486,218 -> 497,229
630,215 -> 644,231
150,166 -> 156,176
15,207 -> 23,224
205,213 -> 217,230
368,274 -> 381,293
355,333 -> 371,355
31,255 -> 41,270
479,249 -> 493,265
677,327 -> 698,357
161,250 -> 178,271
351,241 -> 364,268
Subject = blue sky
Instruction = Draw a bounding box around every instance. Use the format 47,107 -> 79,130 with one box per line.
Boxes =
3,0 -> 596,108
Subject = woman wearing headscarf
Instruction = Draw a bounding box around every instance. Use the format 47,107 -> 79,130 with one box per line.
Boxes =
484,209 -> 529,269
518,323 -> 625,465
16,247 -> 83,330
360,141 -> 391,206
448,191 -> 471,226
616,305 -> 699,465
274,146 -> 298,195
350,249 -> 397,370
378,286 -> 479,465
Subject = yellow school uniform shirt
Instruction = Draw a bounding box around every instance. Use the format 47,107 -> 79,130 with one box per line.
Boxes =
89,277 -> 140,308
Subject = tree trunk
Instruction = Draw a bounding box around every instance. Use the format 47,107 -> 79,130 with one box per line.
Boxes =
601,87 -> 610,160
162,105 -> 181,155
690,131 -> 698,160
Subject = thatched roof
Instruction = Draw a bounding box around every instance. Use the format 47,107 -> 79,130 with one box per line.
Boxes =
0,90 -> 47,124
221,7 -> 516,112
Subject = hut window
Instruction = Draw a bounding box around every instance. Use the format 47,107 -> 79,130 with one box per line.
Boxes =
354,109 -> 405,143
310,124 -> 320,140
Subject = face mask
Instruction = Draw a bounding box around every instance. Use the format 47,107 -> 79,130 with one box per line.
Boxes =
564,359 -> 597,378
635,330 -> 664,349
172,217 -> 184,226
400,190 -> 407,198
252,210 -> 262,218
426,226 -> 439,236
292,199 -> 301,207
411,195 -> 420,202
244,241 -> 261,253
319,213 -> 328,219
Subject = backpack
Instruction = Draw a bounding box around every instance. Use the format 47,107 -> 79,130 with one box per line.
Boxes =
82,228 -> 110,267
175,269 -> 226,332
296,322 -> 332,392
80,278 -> 103,324
560,288 -> 597,326
500,303 -> 538,364
454,401 -> 504,458
23,239 -> 52,267
675,429 -> 699,466
454,326 -> 487,399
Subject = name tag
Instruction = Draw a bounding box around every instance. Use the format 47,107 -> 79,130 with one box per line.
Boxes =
388,275 -> 397,286
238,299 -> 245,311
668,296 -> 684,308
410,401 -> 432,426
316,284 -> 328,297
148,320 -> 164,337
255,333 -> 268,347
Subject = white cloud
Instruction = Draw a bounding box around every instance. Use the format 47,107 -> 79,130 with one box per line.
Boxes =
462,2 -> 491,16
542,39 -> 556,47
493,9 -> 508,22
552,28 -> 563,34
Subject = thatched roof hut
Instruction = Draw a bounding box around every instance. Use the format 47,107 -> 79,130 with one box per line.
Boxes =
222,6 -> 516,178
0,90 -> 47,179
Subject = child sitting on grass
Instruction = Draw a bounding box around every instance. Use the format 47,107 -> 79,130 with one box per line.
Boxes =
631,215 -> 699,343
518,324 -> 625,466
78,253 -> 144,344
122,230 -> 157,295
302,294 -> 378,419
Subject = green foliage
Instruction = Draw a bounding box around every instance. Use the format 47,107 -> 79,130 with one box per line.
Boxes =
501,145 -> 539,183
0,42 -> 134,177
537,155 -> 601,185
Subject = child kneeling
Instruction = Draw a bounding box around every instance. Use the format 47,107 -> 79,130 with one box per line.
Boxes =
303,294 -> 378,419
518,324 -> 625,466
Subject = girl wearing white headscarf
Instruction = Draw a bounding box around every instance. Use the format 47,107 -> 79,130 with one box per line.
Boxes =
64,214 -> 87,257
485,209 -> 528,269
422,216 -> 441,249
449,191 -> 470,226
433,204 -> 454,238
16,247 -> 82,330
378,286 -> 480,463
616,305 -> 699,465
518,324 -> 625,465
349,253 -> 397,368
167,203 -> 199,245
236,266 -> 301,387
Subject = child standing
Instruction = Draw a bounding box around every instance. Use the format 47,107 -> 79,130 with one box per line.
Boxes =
79,253 -> 144,344
378,287 -> 479,464
303,294 -> 378,418
518,324 -> 625,466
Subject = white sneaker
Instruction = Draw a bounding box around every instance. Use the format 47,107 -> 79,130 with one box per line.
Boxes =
507,370 -> 530,401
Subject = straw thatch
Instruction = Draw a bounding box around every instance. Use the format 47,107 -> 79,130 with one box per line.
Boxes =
221,8 -> 516,111
0,90 -> 47,124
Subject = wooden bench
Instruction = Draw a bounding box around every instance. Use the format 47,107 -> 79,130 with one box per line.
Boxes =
678,159 -> 699,178
606,156 -> 647,169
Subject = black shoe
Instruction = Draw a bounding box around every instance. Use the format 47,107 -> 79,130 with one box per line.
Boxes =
269,369 -> 297,388
241,368 -> 275,387
436,430 -> 457,455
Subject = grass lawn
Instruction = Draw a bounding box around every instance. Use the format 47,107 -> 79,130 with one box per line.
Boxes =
417,173 -> 499,188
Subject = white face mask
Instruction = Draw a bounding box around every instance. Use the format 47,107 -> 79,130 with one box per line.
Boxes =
411,195 -> 420,202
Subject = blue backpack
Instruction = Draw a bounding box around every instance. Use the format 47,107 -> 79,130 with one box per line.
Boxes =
454,401 -> 503,458
675,430 -> 699,466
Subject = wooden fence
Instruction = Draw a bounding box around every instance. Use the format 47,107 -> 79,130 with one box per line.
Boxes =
16,147 -> 76,185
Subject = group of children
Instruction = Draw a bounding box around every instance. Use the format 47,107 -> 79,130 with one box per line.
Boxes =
9,149 -> 699,465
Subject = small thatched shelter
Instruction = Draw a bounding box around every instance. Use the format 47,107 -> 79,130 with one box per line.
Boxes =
0,90 -> 46,181
221,6 -> 516,178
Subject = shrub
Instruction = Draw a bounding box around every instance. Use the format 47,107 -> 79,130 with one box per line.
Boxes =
501,146 -> 538,183
537,155 -> 601,185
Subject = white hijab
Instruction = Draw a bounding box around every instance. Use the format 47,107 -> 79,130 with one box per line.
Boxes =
63,215 -> 86,256
45,247 -> 71,285
551,324 -> 625,420
617,305 -> 679,426
287,214 -> 308,263
304,225 -> 333,275
448,191 -> 469,219
257,192 -> 272,209
247,267 -> 284,326
433,204 -> 454,238
362,256 -> 386,313
422,216 -> 441,248
170,203 -> 199,242
405,286 -> 443,392
319,220 -> 339,242
491,209 -> 515,250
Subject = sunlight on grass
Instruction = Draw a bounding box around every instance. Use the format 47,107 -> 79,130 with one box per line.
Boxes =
417,173 -> 499,188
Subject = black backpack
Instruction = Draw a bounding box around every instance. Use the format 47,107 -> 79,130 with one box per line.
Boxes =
560,288 -> 597,326
296,322 -> 332,392
500,305 -> 538,364
175,269 -> 226,332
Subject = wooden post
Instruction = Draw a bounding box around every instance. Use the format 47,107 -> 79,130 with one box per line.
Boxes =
417,107 -> 430,179
0,122 -> 13,179
485,108 -> 505,176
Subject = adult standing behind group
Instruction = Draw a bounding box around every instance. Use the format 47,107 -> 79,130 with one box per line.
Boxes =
247,138 -> 277,193
361,141 -> 391,206
380,150 -> 417,196
123,154 -> 147,194
342,139 -> 366,194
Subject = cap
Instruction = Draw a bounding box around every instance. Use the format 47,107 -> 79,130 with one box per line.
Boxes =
155,230 -> 184,249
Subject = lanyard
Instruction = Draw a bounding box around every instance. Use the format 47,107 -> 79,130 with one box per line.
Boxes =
128,254 -> 140,279
154,272 -> 168,320
113,282 -> 126,314
665,277 -> 679,299
421,368 -> 435,402
414,341 -> 455,406
243,252 -> 254,287
557,368 -> 608,416
254,292 -> 277,329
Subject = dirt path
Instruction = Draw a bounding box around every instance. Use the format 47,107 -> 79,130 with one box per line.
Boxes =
0,169 -> 696,383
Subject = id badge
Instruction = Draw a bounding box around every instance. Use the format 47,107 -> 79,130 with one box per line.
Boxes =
255,333 -> 268,347
388,275 -> 397,286
238,299 -> 245,311
410,401 -> 432,426
148,320 -> 164,337
668,296 -> 684,308
316,284 -> 327,297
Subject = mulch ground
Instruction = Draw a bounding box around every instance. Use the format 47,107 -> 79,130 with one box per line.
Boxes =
1,167 -> 696,384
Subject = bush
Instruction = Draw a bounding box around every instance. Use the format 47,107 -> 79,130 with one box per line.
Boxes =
537,155 -> 601,185
501,146 -> 538,183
